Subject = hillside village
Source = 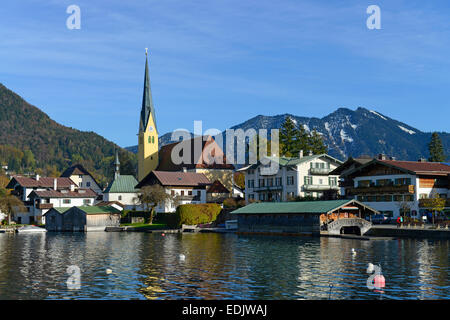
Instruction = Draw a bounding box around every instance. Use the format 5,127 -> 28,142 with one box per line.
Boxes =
0,52 -> 449,235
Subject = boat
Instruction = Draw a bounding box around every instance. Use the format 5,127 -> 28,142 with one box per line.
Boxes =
16,225 -> 47,233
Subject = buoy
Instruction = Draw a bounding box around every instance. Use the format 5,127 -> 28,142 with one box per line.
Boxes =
106,268 -> 112,274
374,274 -> 386,289
179,254 -> 185,261
367,263 -> 374,273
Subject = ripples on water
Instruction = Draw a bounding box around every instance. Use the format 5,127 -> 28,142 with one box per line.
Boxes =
0,232 -> 448,300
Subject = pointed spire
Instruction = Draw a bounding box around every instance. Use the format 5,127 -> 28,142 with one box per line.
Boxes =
140,48 -> 157,133
114,149 -> 120,180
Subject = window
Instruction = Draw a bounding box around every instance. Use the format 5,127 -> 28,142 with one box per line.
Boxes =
63,199 -> 71,204
287,176 -> 294,185
248,180 -> 254,188
249,194 -> 255,200
148,136 -> 151,143
118,196 -> 122,201
419,193 -> 428,199
376,179 -> 391,186
83,199 -> 91,205
152,136 -> 155,143
305,192 -> 313,197
329,177 -> 337,186
304,176 -> 313,185
171,190 -> 175,196
267,178 -> 273,187
318,179 -> 323,185
367,196 -> 376,202
259,179 -> 265,187
181,191 -> 185,196
188,191 -> 192,196
276,178 -> 282,186
86,182 -> 91,187
358,180 -> 371,187
383,195 -> 393,202
394,195 -> 403,202
404,195 -> 414,202
395,178 -> 411,186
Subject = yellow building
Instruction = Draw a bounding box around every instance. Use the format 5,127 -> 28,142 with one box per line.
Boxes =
138,51 -> 159,181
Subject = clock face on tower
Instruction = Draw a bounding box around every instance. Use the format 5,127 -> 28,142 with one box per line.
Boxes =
149,126 -> 154,132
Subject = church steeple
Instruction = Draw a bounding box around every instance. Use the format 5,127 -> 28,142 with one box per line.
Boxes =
140,49 -> 158,134
137,48 -> 159,182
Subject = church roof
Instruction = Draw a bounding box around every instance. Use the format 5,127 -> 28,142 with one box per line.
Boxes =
104,175 -> 139,194
140,54 -> 158,134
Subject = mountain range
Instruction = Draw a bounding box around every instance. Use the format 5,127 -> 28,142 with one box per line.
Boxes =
128,107 -> 449,162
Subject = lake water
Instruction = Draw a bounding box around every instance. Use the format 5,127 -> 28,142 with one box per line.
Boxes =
0,232 -> 448,300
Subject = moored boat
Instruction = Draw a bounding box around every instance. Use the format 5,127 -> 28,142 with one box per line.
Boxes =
16,225 -> 47,233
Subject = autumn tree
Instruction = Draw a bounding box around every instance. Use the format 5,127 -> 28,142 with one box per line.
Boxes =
137,185 -> 176,224
0,193 -> 26,225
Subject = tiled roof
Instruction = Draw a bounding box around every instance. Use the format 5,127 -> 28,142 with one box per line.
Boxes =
379,160 -> 450,175
231,199 -> 376,215
104,175 -> 139,193
29,189 -> 97,199
156,135 -> 234,171
137,170 -> 211,188
207,180 -> 230,194
7,176 -> 75,189
96,201 -> 125,208
60,164 -> 101,187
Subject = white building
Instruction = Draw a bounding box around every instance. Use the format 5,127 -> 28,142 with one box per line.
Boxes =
60,164 -> 103,194
337,157 -> 450,219
6,175 -> 98,224
136,170 -> 211,213
241,152 -> 343,203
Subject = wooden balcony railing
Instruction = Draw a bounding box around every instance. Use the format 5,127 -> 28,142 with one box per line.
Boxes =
419,198 -> 450,208
36,203 -> 54,210
346,184 -> 415,195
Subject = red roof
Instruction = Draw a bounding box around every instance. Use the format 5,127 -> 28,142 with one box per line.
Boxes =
153,171 -> 211,187
8,176 -> 75,189
380,160 -> 450,175
207,180 -> 230,194
29,188 -> 97,198
156,135 -> 234,171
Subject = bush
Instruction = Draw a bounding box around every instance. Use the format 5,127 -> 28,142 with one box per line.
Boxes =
167,203 -> 222,228
223,198 -> 237,209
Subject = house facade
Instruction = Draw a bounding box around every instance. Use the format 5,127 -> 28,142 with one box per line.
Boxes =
60,164 -> 103,194
241,152 -> 342,203
338,157 -> 450,219
136,170 -> 211,213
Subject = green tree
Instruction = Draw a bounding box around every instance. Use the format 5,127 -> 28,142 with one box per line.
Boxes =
428,132 -> 446,162
0,193 -> 26,225
308,129 -> 327,155
280,117 -> 298,156
429,192 -> 446,225
22,149 -> 36,170
137,185 -> 176,224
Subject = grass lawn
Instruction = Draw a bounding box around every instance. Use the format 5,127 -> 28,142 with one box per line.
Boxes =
120,223 -> 170,230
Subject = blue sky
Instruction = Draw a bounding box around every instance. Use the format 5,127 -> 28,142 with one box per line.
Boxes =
1,0 -> 449,148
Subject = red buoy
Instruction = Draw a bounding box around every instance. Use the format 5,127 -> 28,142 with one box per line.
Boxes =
374,274 -> 385,289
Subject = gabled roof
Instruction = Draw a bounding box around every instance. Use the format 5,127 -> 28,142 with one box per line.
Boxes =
207,180 -> 230,194
231,199 -> 378,215
60,164 -> 101,188
329,157 -> 373,175
136,170 -> 211,188
156,135 -> 235,171
6,176 -> 75,189
29,189 -> 97,199
76,205 -> 121,215
343,159 -> 450,177
96,201 -> 125,208
104,175 -> 139,193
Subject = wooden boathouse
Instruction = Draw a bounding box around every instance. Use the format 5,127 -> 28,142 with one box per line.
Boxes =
231,199 -> 377,236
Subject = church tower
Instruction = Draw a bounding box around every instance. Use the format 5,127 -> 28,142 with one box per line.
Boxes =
138,49 -> 159,181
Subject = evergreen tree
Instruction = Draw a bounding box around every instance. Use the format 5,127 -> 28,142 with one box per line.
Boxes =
308,129 -> 328,155
280,117 -> 297,156
428,132 -> 446,162
294,125 -> 309,155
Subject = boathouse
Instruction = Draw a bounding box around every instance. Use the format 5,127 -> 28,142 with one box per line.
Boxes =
44,206 -> 121,232
231,199 -> 377,236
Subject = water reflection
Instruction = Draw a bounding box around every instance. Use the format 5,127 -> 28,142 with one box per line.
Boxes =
0,232 -> 448,300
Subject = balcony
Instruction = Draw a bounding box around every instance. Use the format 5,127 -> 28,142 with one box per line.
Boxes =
346,185 -> 415,196
253,185 -> 283,192
303,185 -> 339,191
419,198 -> 450,208
309,168 -> 332,175
36,203 -> 54,210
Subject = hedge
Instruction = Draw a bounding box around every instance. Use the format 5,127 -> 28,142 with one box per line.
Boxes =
167,203 -> 222,228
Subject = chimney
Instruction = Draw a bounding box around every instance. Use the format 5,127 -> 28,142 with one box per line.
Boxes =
53,178 -> 57,190
35,174 -> 40,181
182,167 -> 187,172
70,184 -> 75,192
299,150 -> 303,158
390,156 -> 396,161
308,150 -> 313,156
378,153 -> 387,160
418,158 -> 427,162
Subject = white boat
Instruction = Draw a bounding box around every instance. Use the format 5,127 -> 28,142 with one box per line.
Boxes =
16,225 -> 47,233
